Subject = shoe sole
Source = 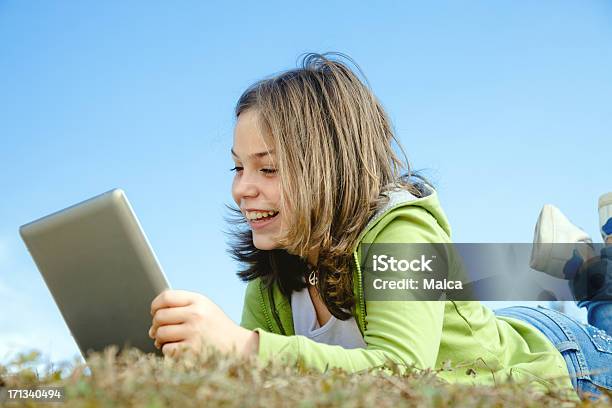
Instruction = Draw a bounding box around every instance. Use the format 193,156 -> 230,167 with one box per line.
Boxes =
599,192 -> 612,208
530,204 -> 554,275
530,204 -> 594,279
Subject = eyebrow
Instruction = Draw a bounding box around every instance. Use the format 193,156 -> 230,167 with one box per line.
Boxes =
231,148 -> 275,160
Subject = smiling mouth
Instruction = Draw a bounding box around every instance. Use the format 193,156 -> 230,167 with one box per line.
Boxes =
245,210 -> 280,223
249,212 -> 279,223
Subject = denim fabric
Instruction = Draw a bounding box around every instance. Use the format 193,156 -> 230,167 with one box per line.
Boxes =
576,247 -> 612,334
495,305 -> 612,401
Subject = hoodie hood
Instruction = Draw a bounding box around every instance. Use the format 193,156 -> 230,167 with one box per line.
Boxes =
354,182 -> 452,249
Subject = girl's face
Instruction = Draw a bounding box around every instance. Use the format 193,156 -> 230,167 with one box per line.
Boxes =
231,109 -> 283,250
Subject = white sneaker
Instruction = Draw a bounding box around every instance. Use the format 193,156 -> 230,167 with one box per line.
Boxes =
599,192 -> 612,243
530,204 -> 595,279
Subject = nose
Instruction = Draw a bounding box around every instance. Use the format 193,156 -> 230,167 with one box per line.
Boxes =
233,171 -> 259,199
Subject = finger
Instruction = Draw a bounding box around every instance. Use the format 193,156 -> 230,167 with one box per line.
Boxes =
161,341 -> 190,358
152,306 -> 190,327
150,290 -> 194,316
150,305 -> 192,338
155,324 -> 188,345
149,325 -> 162,339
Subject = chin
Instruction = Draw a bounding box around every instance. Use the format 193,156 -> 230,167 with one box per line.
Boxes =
252,236 -> 279,251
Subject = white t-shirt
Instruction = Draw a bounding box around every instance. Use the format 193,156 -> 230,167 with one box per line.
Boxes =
291,286 -> 367,349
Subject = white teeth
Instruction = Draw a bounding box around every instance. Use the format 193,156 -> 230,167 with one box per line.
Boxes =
246,210 -> 278,220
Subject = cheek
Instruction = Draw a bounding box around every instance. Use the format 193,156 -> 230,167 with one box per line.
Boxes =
266,179 -> 281,205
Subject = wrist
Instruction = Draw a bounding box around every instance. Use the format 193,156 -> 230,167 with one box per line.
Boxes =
239,328 -> 259,357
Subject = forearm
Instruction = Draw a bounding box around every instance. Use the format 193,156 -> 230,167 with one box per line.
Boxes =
253,328 -> 415,375
251,300 -> 444,375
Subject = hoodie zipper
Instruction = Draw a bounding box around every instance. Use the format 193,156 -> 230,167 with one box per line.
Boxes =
353,250 -> 366,334
258,281 -> 274,332
350,194 -> 426,334
267,282 -> 286,335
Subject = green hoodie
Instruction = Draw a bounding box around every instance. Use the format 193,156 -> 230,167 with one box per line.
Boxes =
239,187 -> 578,400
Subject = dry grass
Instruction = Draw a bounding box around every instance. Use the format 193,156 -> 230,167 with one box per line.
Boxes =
0,346 -> 609,407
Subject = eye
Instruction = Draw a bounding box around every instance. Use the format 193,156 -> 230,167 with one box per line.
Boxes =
261,168 -> 277,174
229,166 -> 243,173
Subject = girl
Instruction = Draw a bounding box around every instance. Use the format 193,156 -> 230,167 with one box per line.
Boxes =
149,53 -> 611,401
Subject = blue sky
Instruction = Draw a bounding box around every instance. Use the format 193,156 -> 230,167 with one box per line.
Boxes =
1,1 -> 611,365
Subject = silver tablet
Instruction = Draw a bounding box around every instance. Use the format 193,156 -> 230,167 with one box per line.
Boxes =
19,189 -> 170,359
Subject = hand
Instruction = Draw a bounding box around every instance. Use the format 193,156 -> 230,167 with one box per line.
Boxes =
149,289 -> 259,358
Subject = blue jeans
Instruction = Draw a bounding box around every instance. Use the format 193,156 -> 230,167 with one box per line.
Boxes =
494,247 -> 612,400
575,246 -> 612,333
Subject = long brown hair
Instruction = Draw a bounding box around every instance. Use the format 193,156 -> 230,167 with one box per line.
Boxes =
227,52 -> 425,319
